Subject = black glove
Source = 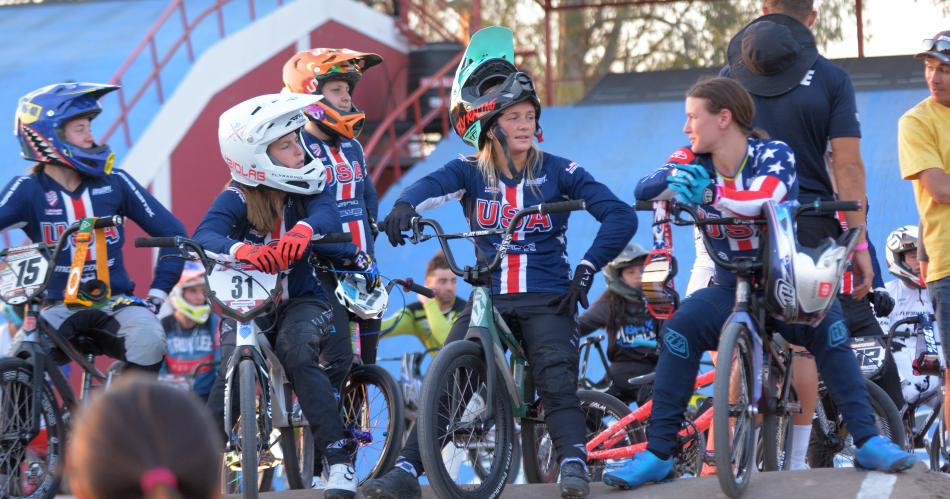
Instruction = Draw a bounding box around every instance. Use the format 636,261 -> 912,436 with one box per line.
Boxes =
869,288 -> 895,318
368,216 -> 380,241
379,203 -> 419,247
548,263 -> 595,316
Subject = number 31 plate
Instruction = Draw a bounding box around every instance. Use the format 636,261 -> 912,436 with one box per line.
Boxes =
206,263 -> 277,314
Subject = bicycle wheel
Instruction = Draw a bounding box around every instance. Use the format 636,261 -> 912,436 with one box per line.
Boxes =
279,424 -> 313,489
468,394 -> 521,484
521,389 -> 633,483
239,359 -> 260,498
0,357 -> 65,499
340,364 -> 404,484
808,379 -> 905,468
929,407 -> 949,472
417,340 -> 514,499
758,361 -> 797,471
713,323 -> 756,499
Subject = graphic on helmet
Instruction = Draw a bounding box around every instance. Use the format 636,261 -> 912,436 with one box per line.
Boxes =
218,93 -> 327,195
171,262 -> 210,324
762,200 -> 860,326
334,273 -> 388,320
450,26 -> 542,149
15,82 -> 119,177
282,48 -> 382,139
885,225 -> 920,287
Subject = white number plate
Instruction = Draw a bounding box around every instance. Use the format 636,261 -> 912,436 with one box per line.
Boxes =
0,248 -> 49,304
206,263 -> 277,315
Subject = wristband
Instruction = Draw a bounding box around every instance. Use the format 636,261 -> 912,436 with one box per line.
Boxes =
853,242 -> 869,251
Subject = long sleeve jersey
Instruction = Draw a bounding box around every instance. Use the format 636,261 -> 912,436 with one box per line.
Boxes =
0,169 -> 186,300
635,138 -> 798,286
300,131 -> 379,255
192,183 -> 356,300
394,153 -> 637,294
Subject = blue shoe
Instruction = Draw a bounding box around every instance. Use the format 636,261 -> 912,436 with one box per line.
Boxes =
602,451 -> 674,490
854,435 -> 918,472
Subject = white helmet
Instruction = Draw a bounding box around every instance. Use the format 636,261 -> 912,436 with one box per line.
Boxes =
218,93 -> 327,195
334,273 -> 388,320
170,262 -> 210,324
886,225 -> 920,287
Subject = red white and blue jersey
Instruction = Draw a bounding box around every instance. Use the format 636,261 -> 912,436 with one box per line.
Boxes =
635,138 -> 798,284
395,153 -> 637,295
193,183 -> 357,300
0,169 -> 186,300
299,131 -> 379,255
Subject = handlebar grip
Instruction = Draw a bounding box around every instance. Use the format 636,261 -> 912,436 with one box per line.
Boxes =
809,200 -> 862,215
540,199 -> 586,214
312,233 -> 353,244
634,200 -> 653,211
399,279 -> 435,299
134,236 -> 179,248
93,215 -> 124,228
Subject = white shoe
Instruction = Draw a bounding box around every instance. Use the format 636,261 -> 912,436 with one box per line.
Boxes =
325,463 -> 356,498
311,476 -> 327,489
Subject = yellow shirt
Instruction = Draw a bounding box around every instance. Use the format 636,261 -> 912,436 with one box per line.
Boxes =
899,97 -> 950,282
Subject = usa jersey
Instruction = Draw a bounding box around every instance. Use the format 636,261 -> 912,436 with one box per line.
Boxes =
300,131 -> 379,255
635,138 -> 798,285
192,183 -> 356,300
0,169 -> 186,300
395,153 -> 637,294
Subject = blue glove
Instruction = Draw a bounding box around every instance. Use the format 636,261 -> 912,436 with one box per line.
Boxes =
666,164 -> 715,204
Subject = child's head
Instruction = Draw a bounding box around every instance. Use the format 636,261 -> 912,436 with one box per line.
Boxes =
67,376 -> 221,499
604,243 -> 650,297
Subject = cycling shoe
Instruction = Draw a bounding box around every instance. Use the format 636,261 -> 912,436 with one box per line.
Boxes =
603,450 -> 674,490
854,435 -> 918,472
360,467 -> 421,499
559,458 -> 590,499
325,463 -> 356,498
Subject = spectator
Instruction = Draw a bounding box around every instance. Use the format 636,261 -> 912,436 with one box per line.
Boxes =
898,29 -> 950,432
66,376 -> 221,499
160,262 -> 219,402
722,1 -> 876,470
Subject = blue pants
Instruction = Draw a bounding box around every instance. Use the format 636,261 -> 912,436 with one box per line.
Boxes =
929,276 -> 950,363
646,285 -> 877,456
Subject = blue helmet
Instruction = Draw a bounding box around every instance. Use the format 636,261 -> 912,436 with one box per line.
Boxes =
15,82 -> 119,177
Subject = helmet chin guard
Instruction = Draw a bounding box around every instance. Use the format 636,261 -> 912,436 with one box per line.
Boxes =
333,272 -> 388,320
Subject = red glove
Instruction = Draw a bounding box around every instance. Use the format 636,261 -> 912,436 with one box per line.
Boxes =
234,244 -> 283,274
276,223 -> 313,263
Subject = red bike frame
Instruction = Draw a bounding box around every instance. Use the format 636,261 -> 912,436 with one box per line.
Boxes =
587,369 -> 716,461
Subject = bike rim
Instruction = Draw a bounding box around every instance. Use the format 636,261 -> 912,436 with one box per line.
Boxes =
342,378 -> 394,482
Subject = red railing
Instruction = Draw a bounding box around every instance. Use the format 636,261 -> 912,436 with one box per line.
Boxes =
102,0 -> 284,148
364,51 -> 462,189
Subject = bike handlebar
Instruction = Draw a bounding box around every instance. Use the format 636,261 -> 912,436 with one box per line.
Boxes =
391,278 -> 435,299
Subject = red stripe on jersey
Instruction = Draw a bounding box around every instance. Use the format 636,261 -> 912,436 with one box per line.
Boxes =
720,175 -> 780,201
347,220 -> 363,251
737,239 -> 753,251
504,184 -> 521,294
330,148 -> 355,201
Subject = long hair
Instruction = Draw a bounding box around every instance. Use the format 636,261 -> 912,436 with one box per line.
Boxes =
231,183 -> 286,234
604,289 -> 629,340
686,77 -> 769,140
66,376 -> 221,499
473,136 -> 543,197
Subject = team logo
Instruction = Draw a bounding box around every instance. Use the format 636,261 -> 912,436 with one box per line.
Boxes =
565,162 -> 579,174
828,320 -> 848,348
45,191 -> 57,206
309,143 -> 323,157
817,281 -> 833,298
667,147 -> 696,164
663,329 -> 689,359
352,161 -> 363,177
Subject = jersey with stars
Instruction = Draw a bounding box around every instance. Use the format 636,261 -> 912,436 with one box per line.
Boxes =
636,137 -> 798,257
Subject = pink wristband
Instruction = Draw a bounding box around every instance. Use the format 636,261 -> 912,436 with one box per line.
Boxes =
853,242 -> 869,251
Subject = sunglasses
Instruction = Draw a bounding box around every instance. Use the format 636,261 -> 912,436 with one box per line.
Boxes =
922,37 -> 950,54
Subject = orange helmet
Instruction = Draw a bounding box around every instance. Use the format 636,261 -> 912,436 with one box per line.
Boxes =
283,48 -> 382,139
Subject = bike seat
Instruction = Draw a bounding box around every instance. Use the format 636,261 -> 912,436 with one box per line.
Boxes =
628,372 -> 656,387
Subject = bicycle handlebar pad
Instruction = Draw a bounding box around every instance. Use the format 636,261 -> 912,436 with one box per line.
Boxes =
312,233 -> 353,244
93,215 -> 124,228
134,236 -> 179,248
540,199 -> 586,214
810,200 -> 861,215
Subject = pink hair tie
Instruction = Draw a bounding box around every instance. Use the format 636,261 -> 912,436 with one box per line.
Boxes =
853,242 -> 869,251
140,467 -> 177,494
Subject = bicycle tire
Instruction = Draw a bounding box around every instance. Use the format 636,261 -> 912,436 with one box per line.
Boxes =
713,323 -> 756,498
929,407 -> 948,472
279,424 -> 313,489
417,340 -> 514,499
808,378 -> 906,468
341,364 -> 405,484
758,359 -> 797,471
239,359 -> 260,499
521,389 -> 633,483
0,357 -> 65,499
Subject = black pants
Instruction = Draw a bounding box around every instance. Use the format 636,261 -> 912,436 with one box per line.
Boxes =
206,297 -> 354,465
318,269 -> 382,365
797,216 -> 905,411
397,292 -> 586,474
607,359 -> 657,406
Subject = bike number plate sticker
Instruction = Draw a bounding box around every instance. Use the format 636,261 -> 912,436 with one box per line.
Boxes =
207,263 -> 276,315
0,247 -> 48,305
850,337 -> 885,376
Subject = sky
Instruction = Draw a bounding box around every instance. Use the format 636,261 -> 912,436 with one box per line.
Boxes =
823,0 -> 947,59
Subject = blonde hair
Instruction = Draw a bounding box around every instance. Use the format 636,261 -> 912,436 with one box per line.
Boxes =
230,182 -> 286,234
473,138 -> 543,196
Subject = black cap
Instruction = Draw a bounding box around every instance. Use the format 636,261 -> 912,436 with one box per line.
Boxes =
727,14 -> 819,97
915,30 -> 950,65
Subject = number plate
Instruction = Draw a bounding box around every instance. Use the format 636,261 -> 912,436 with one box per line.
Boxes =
206,263 -> 277,315
850,336 -> 885,377
0,247 -> 49,304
